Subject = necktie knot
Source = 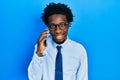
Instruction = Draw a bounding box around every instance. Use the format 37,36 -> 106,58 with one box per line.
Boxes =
56,46 -> 62,52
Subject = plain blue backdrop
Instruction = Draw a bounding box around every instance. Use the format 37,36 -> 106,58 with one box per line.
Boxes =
0,0 -> 120,80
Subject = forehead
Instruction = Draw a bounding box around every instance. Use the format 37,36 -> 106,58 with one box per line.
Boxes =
48,14 -> 67,24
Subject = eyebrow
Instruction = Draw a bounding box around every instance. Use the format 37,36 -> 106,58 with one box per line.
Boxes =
50,22 -> 67,25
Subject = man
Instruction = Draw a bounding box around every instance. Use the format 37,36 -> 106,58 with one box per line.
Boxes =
28,2 -> 88,80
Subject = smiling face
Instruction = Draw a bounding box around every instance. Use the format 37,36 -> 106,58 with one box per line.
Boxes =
48,14 -> 70,44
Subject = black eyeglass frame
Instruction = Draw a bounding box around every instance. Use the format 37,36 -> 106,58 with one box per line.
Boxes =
48,22 -> 69,30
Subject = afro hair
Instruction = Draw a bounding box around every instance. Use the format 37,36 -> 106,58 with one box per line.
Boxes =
41,2 -> 73,25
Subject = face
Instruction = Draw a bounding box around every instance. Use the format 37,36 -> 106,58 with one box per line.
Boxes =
48,14 -> 70,44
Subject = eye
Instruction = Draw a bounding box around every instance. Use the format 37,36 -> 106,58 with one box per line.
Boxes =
50,25 -> 56,29
59,22 -> 68,27
59,23 -> 64,26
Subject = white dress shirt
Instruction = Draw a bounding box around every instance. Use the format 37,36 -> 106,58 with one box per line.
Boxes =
28,38 -> 88,80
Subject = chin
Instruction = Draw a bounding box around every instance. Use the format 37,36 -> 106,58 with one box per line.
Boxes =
54,38 -> 66,44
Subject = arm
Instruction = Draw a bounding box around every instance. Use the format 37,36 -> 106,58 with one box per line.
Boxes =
28,44 -> 46,80
76,47 -> 88,80
28,30 -> 50,80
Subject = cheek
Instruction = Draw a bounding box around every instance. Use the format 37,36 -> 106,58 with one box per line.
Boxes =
62,28 -> 69,33
49,29 -> 69,35
49,31 -> 54,36
64,30 -> 68,35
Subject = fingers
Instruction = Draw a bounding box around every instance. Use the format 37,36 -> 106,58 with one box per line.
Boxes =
38,30 -> 50,43
39,37 -> 49,44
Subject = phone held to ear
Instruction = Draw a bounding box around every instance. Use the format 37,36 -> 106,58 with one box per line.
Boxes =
44,28 -> 50,45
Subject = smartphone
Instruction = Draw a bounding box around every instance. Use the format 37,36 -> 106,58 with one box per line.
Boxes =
46,27 -> 50,38
44,28 -> 50,45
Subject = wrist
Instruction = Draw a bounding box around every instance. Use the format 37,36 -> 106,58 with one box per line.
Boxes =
36,51 -> 42,57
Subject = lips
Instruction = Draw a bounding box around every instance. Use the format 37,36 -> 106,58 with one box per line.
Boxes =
55,35 -> 63,39
53,34 -> 67,44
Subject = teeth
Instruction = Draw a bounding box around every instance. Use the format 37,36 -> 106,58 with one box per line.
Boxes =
56,35 -> 63,39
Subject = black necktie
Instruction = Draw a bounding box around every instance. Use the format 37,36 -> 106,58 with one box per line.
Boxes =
55,46 -> 63,80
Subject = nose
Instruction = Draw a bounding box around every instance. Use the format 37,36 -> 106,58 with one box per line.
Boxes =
55,26 -> 61,33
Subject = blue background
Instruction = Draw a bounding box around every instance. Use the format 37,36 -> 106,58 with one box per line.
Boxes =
0,0 -> 120,80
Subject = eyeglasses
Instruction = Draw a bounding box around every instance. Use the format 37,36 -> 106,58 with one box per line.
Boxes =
48,22 -> 69,30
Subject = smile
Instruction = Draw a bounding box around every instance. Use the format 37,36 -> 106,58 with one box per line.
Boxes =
55,35 -> 63,39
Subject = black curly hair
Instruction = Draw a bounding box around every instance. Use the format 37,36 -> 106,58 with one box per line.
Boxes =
41,2 -> 73,26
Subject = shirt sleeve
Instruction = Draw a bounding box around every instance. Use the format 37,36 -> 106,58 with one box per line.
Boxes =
28,44 -> 47,80
76,46 -> 88,80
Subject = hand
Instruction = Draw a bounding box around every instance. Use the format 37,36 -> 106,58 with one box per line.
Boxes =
36,30 -> 50,57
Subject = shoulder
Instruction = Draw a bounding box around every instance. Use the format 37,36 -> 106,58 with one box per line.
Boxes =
69,39 -> 85,50
68,39 -> 87,55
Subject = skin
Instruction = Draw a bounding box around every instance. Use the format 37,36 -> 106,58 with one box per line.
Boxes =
36,14 -> 70,56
